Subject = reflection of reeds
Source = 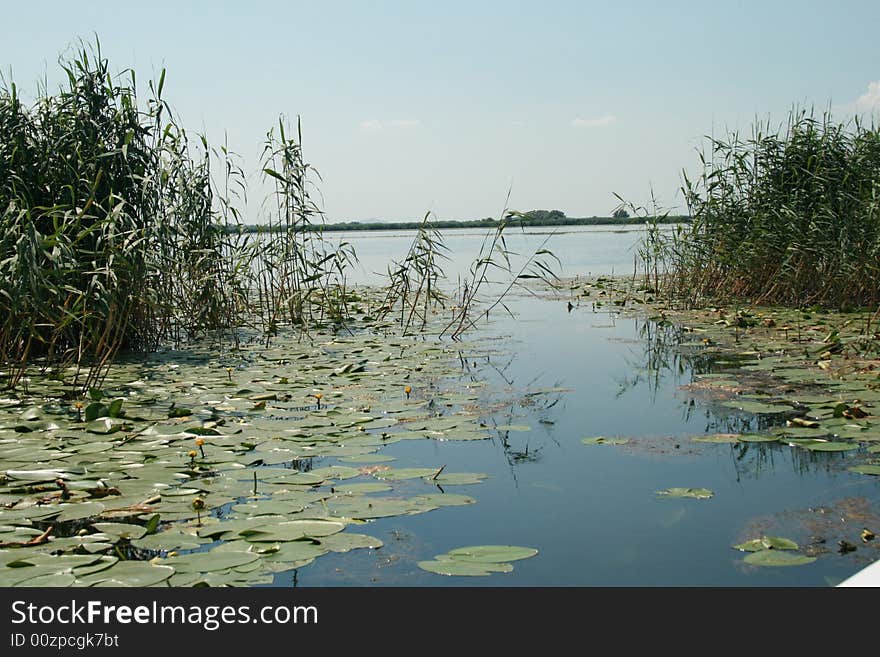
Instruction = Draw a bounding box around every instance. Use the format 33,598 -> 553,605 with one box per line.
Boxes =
641,110 -> 880,309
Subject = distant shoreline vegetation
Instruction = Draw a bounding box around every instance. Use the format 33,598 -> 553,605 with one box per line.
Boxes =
229,210 -> 691,233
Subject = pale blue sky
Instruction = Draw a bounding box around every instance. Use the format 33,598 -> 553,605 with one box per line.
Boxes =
3,1 -> 879,221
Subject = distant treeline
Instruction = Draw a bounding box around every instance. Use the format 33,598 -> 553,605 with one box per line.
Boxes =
229,210 -> 691,233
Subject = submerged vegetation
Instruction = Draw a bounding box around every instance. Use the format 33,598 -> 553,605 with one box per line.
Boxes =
639,111 -> 880,310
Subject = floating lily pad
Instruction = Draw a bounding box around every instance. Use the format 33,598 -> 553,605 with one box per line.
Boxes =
337,454 -> 396,464
799,441 -> 860,452
56,501 -> 106,522
434,430 -> 490,441
447,545 -> 539,563
723,401 -> 792,414
308,465 -> 361,480
425,472 -> 488,486
692,434 -> 741,443
16,572 -> 77,587
242,520 -> 346,542
742,550 -> 816,567
374,467 -> 440,481
848,465 -> 880,475
417,559 -> 514,576
162,549 -> 260,573
131,530 -> 204,551
330,482 -> 393,495
656,487 -> 714,500
581,437 -> 629,445
733,536 -> 799,552
327,497 -> 435,519
737,434 -> 779,443
411,494 -> 476,507
318,533 -> 383,553
91,523 -> 148,540
76,561 -> 175,586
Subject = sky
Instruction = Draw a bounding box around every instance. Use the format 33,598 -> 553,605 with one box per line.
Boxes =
2,1 -> 879,223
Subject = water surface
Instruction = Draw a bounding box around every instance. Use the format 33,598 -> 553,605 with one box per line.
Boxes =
281,227 -> 880,586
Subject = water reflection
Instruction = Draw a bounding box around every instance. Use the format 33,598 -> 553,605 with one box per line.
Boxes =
472,305 -> 868,484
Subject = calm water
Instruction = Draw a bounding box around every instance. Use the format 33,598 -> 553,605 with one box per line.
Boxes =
282,226 -> 880,586
326,224 -> 656,286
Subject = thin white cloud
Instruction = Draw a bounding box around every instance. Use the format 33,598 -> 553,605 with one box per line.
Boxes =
359,118 -> 421,131
359,119 -> 383,131
854,81 -> 880,113
571,115 -> 617,128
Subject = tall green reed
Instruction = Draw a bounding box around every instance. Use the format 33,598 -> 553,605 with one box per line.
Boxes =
642,109 -> 880,310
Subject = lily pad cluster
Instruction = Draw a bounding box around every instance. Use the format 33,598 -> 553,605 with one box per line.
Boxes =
732,535 -> 816,567
0,319 -> 498,586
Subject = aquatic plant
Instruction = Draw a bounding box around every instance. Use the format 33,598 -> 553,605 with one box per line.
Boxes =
0,39 -> 245,392
642,110 -> 880,310
376,212 -> 449,334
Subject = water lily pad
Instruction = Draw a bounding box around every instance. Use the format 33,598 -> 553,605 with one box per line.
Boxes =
308,465 -> 361,480
723,401 -> 791,414
337,454 -> 396,464
656,487 -> 714,500
85,418 -> 128,434
56,501 -> 106,522
799,441 -> 859,452
242,520 -> 346,542
426,472 -> 488,486
131,530 -> 204,551
411,494 -> 476,507
447,545 -> 538,563
692,434 -> 741,443
90,523 -> 148,540
581,437 -> 630,445
417,559 -> 514,576
848,465 -> 880,475
733,536 -> 799,552
330,482 -> 393,495
327,497 -> 435,519
434,430 -> 490,441
737,434 -> 779,443
16,572 -> 77,587
162,549 -> 260,573
77,561 -> 175,586
375,467 -> 439,481
742,550 -> 816,567
318,533 -> 383,553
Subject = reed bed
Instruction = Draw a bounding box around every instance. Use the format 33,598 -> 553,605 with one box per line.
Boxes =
0,42 -> 244,392
0,41 -> 347,393
645,110 -> 880,310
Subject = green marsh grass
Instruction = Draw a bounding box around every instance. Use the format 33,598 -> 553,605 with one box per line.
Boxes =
644,110 -> 880,311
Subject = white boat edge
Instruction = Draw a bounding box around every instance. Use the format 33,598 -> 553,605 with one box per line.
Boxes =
837,558 -> 880,587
